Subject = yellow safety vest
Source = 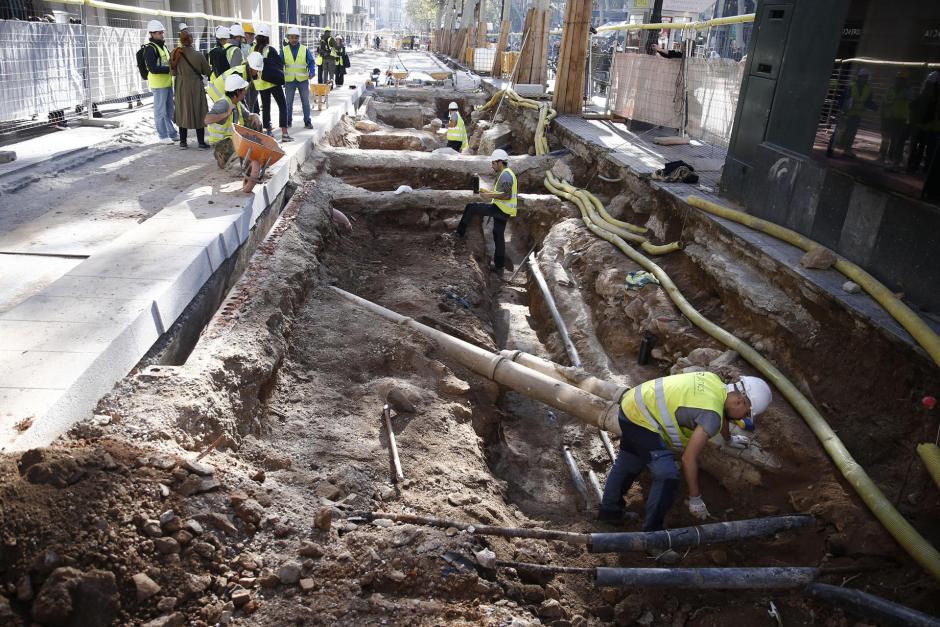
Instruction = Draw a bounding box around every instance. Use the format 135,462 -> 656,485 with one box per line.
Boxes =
446,112 -> 467,146
207,65 -> 248,103
207,95 -> 246,145
253,45 -> 276,91
224,42 -> 238,64
147,43 -> 172,90
492,167 -> 518,217
847,81 -> 872,116
283,44 -> 308,82
620,372 -> 727,450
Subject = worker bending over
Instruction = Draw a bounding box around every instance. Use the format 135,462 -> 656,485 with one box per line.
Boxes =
205,74 -> 264,194
207,51 -> 264,103
455,149 -> 517,277
599,372 -> 771,531
446,101 -> 468,152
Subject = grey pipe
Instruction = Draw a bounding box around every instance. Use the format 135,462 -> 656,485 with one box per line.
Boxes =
596,566 -> 819,589
587,469 -> 604,503
527,255 -> 582,368
807,583 -> 940,627
562,445 -> 591,510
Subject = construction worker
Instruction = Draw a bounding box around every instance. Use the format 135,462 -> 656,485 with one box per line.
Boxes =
205,74 -> 263,192
828,68 -> 876,158
208,25 -> 233,80
880,69 -> 914,170
599,372 -> 772,533
318,27 -> 338,86
251,24 -> 293,142
455,148 -> 517,277
334,36 -> 350,87
143,20 -> 178,144
446,101 -> 468,152
207,51 -> 263,103
228,24 -> 245,66
282,26 -> 315,129
242,23 -> 255,56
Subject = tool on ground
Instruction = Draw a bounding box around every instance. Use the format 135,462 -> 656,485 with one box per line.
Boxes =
382,403 -> 404,483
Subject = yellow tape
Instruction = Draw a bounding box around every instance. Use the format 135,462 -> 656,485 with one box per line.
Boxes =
595,13 -> 754,34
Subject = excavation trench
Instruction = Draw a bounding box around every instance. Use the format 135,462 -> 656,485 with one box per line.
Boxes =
17,104 -> 934,625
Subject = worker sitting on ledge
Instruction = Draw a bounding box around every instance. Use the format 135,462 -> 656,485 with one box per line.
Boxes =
599,372 -> 771,535
205,73 -> 264,194
454,148 -> 518,278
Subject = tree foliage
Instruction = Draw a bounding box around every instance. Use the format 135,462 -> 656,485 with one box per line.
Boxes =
405,0 -> 441,29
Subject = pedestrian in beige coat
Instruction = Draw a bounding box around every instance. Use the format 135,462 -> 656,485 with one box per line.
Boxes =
171,31 -> 211,149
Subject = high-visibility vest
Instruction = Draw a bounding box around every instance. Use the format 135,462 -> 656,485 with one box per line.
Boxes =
253,45 -> 276,91
207,95 -> 245,145
283,44 -> 308,82
620,372 -> 727,451
492,167 -> 518,217
147,42 -> 172,90
882,87 -> 911,122
224,42 -> 239,63
446,112 -> 467,144
847,81 -> 872,116
207,65 -> 248,103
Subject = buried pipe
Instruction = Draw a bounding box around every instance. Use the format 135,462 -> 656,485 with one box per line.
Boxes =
526,255 -> 582,368
329,286 -> 622,434
383,404 -> 405,483
587,469 -> 604,503
351,511 -> 813,553
561,445 -> 591,510
806,583 -> 940,627
500,349 -> 627,402
495,561 -> 819,589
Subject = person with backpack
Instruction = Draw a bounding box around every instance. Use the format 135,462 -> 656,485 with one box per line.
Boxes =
206,51 -> 263,104
318,27 -> 338,87
251,24 -> 293,142
171,30 -> 211,150
282,26 -> 315,130
139,20 -> 178,144
208,25 -> 236,80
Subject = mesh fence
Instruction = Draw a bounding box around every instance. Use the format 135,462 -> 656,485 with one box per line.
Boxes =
0,9 -> 377,136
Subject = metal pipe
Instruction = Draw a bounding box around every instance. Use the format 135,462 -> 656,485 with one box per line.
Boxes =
330,287 -> 623,435
587,469 -> 604,503
526,256 -> 581,368
599,431 -> 617,462
561,445 -> 591,510
383,404 -> 404,482
588,515 -> 814,553
595,566 -> 818,589
806,583 -> 940,627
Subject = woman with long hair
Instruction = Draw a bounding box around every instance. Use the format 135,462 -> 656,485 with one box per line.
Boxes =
251,26 -> 293,142
170,31 -> 211,149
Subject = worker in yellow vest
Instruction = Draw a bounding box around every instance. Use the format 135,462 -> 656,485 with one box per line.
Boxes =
830,68 -> 876,158
599,372 -> 772,535
251,24 -> 293,142
282,26 -> 316,129
205,74 -> 263,192
446,101 -> 468,152
454,149 -> 517,277
143,20 -> 179,144
206,51 -> 263,103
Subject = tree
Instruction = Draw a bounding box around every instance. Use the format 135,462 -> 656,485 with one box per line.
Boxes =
405,0 -> 441,30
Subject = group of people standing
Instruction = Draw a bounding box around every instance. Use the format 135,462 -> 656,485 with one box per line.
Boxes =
142,20 -> 351,158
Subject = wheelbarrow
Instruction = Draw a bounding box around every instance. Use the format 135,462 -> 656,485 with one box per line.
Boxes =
312,83 -> 330,110
430,71 -> 453,87
232,123 -> 285,181
391,71 -> 409,87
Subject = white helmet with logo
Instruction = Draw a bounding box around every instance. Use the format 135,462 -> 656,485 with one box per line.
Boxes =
224,73 -> 250,92
215,25 -> 231,39
147,20 -> 165,33
491,148 -> 510,162
727,376 -> 772,429
255,24 -> 271,37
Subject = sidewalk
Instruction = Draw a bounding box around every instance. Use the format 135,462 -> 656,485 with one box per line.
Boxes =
0,62 -> 375,452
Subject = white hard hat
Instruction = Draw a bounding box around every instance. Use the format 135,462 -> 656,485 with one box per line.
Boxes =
255,24 -> 271,37
224,74 -> 250,92
230,24 -> 244,37
246,51 -> 264,71
147,20 -> 165,33
287,26 -> 301,36
491,148 -> 510,162
448,101 -> 459,110
215,25 -> 231,39
727,376 -> 772,426
178,23 -> 189,31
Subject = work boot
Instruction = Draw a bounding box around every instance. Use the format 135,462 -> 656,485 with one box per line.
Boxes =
198,142 -> 210,150
489,265 -> 505,279
304,122 -> 313,129
179,140 -> 188,150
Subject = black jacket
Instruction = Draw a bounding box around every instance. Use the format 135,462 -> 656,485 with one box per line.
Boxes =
208,42 -> 230,77
144,38 -> 170,75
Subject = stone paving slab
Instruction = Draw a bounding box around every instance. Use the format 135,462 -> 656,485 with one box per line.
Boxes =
0,72 -> 371,451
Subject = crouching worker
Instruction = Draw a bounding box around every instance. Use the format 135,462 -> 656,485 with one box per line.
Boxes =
599,372 -> 771,536
454,148 -> 517,277
205,74 -> 264,194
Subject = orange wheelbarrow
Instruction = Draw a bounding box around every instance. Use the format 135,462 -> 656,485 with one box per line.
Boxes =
312,83 -> 330,110
232,124 -> 285,181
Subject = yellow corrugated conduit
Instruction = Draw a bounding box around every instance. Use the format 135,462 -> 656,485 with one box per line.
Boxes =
917,444 -> 940,491
484,89 -> 940,579
686,195 -> 940,370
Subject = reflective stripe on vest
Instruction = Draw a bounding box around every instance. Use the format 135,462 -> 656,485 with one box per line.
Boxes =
207,96 -> 241,145
253,45 -> 275,91
492,167 -> 518,217
147,43 -> 172,89
620,372 -> 727,450
284,44 -> 308,82
207,66 -> 246,103
224,43 -> 238,63
446,113 -> 467,142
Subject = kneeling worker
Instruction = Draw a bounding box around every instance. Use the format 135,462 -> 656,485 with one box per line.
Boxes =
599,371 -> 771,531
205,74 -> 264,193
455,149 -> 517,277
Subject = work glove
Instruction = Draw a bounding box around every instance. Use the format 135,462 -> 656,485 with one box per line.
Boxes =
728,434 -> 750,449
687,496 -> 709,520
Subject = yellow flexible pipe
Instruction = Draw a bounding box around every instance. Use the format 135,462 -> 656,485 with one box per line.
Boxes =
917,443 -> 940,490
545,172 -> 940,581
687,195 -> 940,369
581,187 -> 649,234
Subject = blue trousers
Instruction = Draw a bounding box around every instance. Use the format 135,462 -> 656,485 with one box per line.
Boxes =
284,80 -> 311,126
600,411 -> 679,531
152,87 -> 177,140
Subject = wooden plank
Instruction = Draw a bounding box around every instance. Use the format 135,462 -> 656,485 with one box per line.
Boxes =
493,19 -> 510,75
553,0 -> 592,113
